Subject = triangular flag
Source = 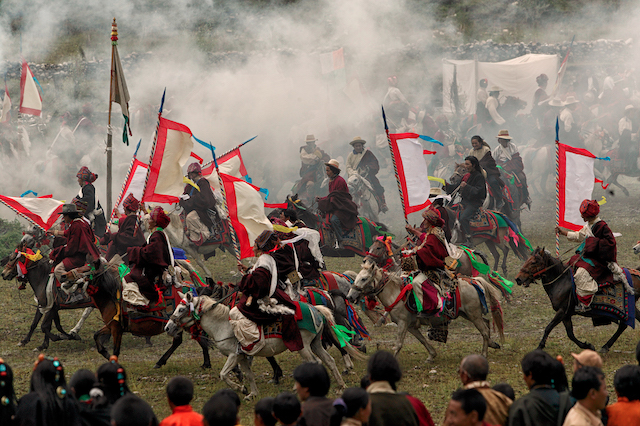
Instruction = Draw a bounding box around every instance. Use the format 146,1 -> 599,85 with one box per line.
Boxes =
0,194 -> 63,231
0,84 -> 11,123
111,44 -> 131,145
19,60 -> 42,117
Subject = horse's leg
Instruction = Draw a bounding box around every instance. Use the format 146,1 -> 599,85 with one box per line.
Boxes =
485,242 -> 501,272
310,332 -> 346,390
68,307 -> 94,340
406,326 -> 437,362
154,331 -> 184,369
266,356 -> 283,384
537,308 -> 567,349
40,309 -> 64,343
111,321 -> 124,357
464,310 -> 495,357
237,355 -> 259,401
19,309 -> 43,346
219,353 -> 247,394
599,321 -> 627,354
499,243 -> 509,276
199,338 -> 212,369
52,310 -> 72,339
94,325 -> 113,360
392,317 -> 410,357
562,317 -> 595,351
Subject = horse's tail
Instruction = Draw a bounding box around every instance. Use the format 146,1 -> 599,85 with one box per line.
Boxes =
494,211 -> 532,260
474,277 -> 505,343
315,305 -> 368,362
472,250 -> 489,268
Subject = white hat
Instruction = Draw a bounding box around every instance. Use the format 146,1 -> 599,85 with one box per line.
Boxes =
305,134 -> 317,143
625,104 -> 635,111
548,97 -> 565,107
564,96 -> 579,105
489,86 -> 501,92
325,159 -> 340,171
496,129 -> 513,140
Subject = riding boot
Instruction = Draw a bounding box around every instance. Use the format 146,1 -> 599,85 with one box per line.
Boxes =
575,303 -> 591,313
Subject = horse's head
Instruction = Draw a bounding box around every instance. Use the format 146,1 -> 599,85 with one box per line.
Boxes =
449,162 -> 467,186
165,291 -> 197,337
366,237 -> 399,268
515,247 -> 549,287
347,259 -> 382,303
1,237 -> 44,281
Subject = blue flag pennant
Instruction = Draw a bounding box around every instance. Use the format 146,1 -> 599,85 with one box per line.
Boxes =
418,135 -> 444,146
193,135 -> 215,151
20,190 -> 38,197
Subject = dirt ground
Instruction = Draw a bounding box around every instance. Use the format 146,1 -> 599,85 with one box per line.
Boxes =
1,177 -> 639,425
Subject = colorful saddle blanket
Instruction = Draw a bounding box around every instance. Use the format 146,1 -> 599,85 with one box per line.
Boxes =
589,268 -> 636,328
126,285 -> 196,324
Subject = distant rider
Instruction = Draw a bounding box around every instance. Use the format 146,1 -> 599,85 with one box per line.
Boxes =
179,162 -> 217,246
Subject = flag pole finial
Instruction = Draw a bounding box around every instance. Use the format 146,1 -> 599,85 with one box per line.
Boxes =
111,18 -> 118,46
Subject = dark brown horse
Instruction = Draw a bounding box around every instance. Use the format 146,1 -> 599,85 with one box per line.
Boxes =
516,247 -> 640,353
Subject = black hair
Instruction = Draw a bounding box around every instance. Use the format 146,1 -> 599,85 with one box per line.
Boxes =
327,165 -> 340,175
464,155 -> 480,172
95,361 -> 131,405
282,209 -> 297,222
202,395 -> 238,426
461,354 -> 489,382
636,340 -> 640,366
0,359 -> 16,426
255,397 -> 277,426
613,365 -> 640,401
293,362 -> 331,397
549,357 -> 569,392
213,388 -> 241,413
69,369 -> 97,400
166,376 -> 194,407
368,350 -> 403,390
492,383 -> 515,401
330,387 -> 370,426
28,356 -> 80,426
272,392 -> 301,425
470,135 -> 489,148
360,375 -> 371,389
111,394 -> 158,426
571,366 -> 604,400
451,388 -> 487,421
521,350 -> 558,387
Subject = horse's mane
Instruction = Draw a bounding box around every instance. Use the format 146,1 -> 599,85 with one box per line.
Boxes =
537,248 -> 567,274
199,295 -> 230,321
94,265 -> 121,303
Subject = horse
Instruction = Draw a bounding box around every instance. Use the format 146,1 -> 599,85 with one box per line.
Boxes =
165,291 -> 366,400
347,173 -> 380,223
521,145 -> 553,196
346,258 -> 504,359
515,247 -> 640,353
1,237 -> 94,351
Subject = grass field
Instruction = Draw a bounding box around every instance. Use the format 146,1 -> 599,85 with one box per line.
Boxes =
1,180 -> 639,425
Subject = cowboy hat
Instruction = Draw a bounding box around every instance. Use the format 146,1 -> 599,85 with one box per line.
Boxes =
325,159 -> 341,171
58,204 -> 82,216
304,134 -> 317,143
349,136 -> 366,146
489,85 -> 501,92
496,129 -> 513,140
564,96 -> 579,105
548,97 -> 565,107
625,104 -> 635,111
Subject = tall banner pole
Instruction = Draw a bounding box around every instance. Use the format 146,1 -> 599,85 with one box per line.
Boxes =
211,147 -> 242,264
110,139 -> 141,223
141,89 -> 166,206
106,18 -> 117,216
555,118 -> 560,256
382,106 -> 409,227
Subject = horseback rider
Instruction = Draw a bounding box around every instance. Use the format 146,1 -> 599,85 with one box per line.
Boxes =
492,130 -> 532,209
100,194 -> 145,261
486,86 -> 506,127
49,201 -> 101,284
556,199 -> 630,313
124,207 -> 173,305
468,135 -> 505,209
179,162 -> 217,246
532,73 -> 549,126
346,137 -> 388,213
476,79 -> 490,123
298,135 -> 329,201
427,188 -> 452,242
316,159 -> 359,247
383,76 -> 410,128
76,166 -> 107,237
231,230 -> 304,352
280,208 -> 307,228
446,156 -> 486,247
271,218 -> 323,286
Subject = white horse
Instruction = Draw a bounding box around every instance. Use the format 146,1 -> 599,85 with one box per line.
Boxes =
346,258 -> 505,359
522,145 -> 553,195
165,292 -> 366,400
347,173 -> 379,222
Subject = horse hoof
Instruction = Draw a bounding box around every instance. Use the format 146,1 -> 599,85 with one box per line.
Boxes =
241,386 -> 249,395
598,347 -> 609,354
69,332 -> 82,341
153,363 -> 163,369
244,393 -> 257,401
586,343 -> 596,351
60,334 -> 71,341
201,364 -> 211,370
49,335 -> 61,342
34,346 -> 46,352
489,341 -> 501,349
17,341 -> 26,347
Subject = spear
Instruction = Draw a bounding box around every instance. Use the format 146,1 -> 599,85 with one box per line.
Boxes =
199,135 -> 257,172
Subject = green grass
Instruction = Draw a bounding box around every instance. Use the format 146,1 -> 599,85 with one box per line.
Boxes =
1,182 -> 639,425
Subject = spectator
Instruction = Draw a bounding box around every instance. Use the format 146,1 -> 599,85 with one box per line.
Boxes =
213,388 -> 241,416
293,362 -> 333,426
93,360 -> 132,410
605,365 -> 640,425
273,392 -> 301,426
366,350 -> 419,426
443,388 -> 492,426
571,350 -> 603,373
111,394 -> 158,426
508,350 -> 572,426
562,366 -> 607,426
159,376 -> 203,426
202,394 -> 238,426
362,373 -> 432,426
0,358 -> 16,426
330,387 -> 372,426
69,368 -> 110,426
458,354 -> 512,425
14,354 -> 81,426
492,384 -> 515,402
255,397 -> 277,426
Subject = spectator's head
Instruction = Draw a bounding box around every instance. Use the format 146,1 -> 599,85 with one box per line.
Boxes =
549,357 -> 569,392
464,156 -> 480,174
492,383 -> 515,401
571,349 -> 603,373
293,362 -> 331,401
254,397 -> 277,426
444,388 -> 487,426
459,354 -> 489,385
479,79 -> 488,89
521,350 -> 558,389
30,355 -> 80,426
111,394 -> 158,426
331,387 -> 371,426
96,360 -> 131,404
202,394 -> 238,426
213,388 -> 241,414
571,366 -> 607,412
0,358 -> 16,426
69,368 -> 96,401
165,376 -> 194,408
367,350 -> 403,391
272,392 -> 301,426
613,365 -> 640,401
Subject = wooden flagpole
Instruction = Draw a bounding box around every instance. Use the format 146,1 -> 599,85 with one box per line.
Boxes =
555,118 -> 560,256
140,89 -> 166,207
106,18 -> 117,217
382,106 -> 409,227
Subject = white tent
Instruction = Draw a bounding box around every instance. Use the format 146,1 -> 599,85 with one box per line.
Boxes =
443,54 -> 559,115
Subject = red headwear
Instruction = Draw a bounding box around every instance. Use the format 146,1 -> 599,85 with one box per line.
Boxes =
150,207 -> 170,229
122,194 -> 140,212
187,162 -> 202,174
579,199 -> 600,218
77,166 -> 98,183
422,209 -> 444,228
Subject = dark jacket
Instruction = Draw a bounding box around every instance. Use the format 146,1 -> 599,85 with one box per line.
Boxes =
78,183 -> 107,237
317,176 -> 359,231
570,219 -> 617,283
447,170 -> 486,208
100,214 -> 145,261
180,177 -> 217,228
125,231 -> 171,303
299,396 -> 334,426
508,388 -> 572,426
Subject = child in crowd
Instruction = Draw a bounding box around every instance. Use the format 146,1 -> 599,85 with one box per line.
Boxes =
159,376 -> 203,426
273,392 -> 301,426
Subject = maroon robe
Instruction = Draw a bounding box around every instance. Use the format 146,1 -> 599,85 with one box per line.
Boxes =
179,177 -> 216,228
570,220 -> 617,283
52,218 -> 100,270
100,214 -> 145,261
295,240 -> 321,280
317,175 -> 359,231
416,234 -> 448,272
270,244 -> 297,282
125,231 -> 171,303
237,266 -> 303,352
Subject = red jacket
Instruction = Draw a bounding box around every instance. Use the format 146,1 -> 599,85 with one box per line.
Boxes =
159,405 -> 203,426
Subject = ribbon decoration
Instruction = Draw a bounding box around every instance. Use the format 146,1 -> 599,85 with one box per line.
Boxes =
182,177 -> 200,192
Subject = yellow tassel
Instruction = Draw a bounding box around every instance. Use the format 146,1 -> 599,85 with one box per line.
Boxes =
182,177 -> 200,192
272,224 -> 298,234
428,176 -> 446,186
597,196 -> 606,206
20,250 -> 43,262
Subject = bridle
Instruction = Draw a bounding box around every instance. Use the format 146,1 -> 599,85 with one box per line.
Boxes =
356,262 -> 391,297
169,290 -> 238,342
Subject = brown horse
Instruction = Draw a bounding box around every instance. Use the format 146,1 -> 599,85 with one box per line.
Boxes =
516,247 -> 640,353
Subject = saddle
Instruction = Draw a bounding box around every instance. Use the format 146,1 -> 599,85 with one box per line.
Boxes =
575,268 -> 637,328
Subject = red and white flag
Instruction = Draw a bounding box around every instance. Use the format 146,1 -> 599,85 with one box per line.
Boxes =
0,194 -> 63,231
388,132 -> 433,217
0,84 -> 11,123
557,142 -> 599,230
143,118 -> 194,204
111,159 -> 148,220
19,60 -> 42,117
201,148 -> 249,180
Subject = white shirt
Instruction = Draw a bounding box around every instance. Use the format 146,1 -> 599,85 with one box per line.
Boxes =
477,88 -> 488,104
559,108 -> 575,133
492,142 -> 518,163
485,96 -> 505,125
618,116 -> 633,136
